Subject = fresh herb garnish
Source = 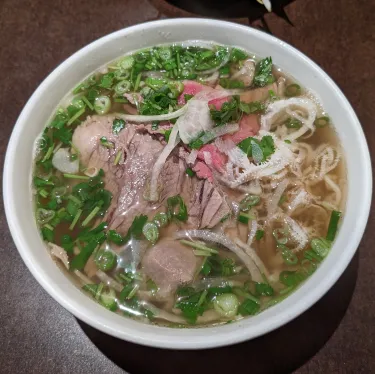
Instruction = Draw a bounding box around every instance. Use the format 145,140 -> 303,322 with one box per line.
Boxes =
253,57 -> 274,88
238,135 -> 275,162
112,118 -> 126,135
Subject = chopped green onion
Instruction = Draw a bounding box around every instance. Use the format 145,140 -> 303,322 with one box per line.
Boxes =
36,208 -> 55,224
67,194 -> 82,206
179,239 -> 219,254
95,282 -> 104,300
193,250 -> 212,257
100,288 -> 117,311
311,237 -> 331,258
326,210 -> 341,241
127,283 -> 140,299
238,212 -> 254,224
213,293 -> 239,317
114,150 -> 123,165
82,204 -> 102,227
67,107 -> 85,126
119,56 -> 134,70
107,229 -> 124,245
63,174 -> 90,180
146,279 -> 158,293
239,195 -> 260,211
114,80 -> 131,95
279,245 -> 298,265
255,282 -> 274,296
134,73 -> 142,91
81,96 -> 94,110
69,209 -> 82,230
142,222 -> 159,244
100,136 -> 114,148
39,189 -> 49,198
285,84 -> 301,97
95,249 -> 117,271
238,298 -> 260,316
94,96 -> 111,115
158,47 -> 172,61
284,140 -> 291,144
273,228 -> 288,245
153,212 -> 169,228
285,117 -> 302,129
41,145 -> 54,162
314,116 -> 330,128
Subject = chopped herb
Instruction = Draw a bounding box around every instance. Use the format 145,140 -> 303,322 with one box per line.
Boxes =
185,167 -> 195,177
164,129 -> 172,142
238,299 -> 260,316
238,101 -> 265,114
100,137 -> 114,148
219,78 -> 245,89
285,83 -> 301,97
210,96 -> 242,126
255,283 -> 274,296
285,117 -> 302,129
255,230 -> 265,240
314,116 -> 330,128
107,229 -> 124,245
167,195 -> 188,222
184,94 -> 194,102
112,118 -> 126,135
238,135 -> 275,162
123,215 -> 148,243
253,57 -> 274,88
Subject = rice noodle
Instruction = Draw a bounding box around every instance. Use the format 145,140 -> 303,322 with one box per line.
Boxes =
288,189 -> 310,212
149,124 -> 180,201
234,238 -> 270,278
324,175 -> 342,207
230,60 -> 255,86
175,230 -> 264,282
116,105 -> 188,122
283,215 -> 309,252
261,98 -> 317,133
267,179 -> 289,218
277,76 -> 286,97
96,270 -> 123,292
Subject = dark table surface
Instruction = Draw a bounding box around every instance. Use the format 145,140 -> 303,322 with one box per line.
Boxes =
0,0 -> 374,373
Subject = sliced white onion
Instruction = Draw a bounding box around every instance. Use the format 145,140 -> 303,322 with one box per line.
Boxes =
267,179 -> 289,218
149,124 -> 180,201
234,238 -> 270,278
200,123 -> 239,145
116,104 -> 188,123
52,148 -> 79,174
178,100 -> 213,144
96,270 -> 123,292
186,149 -> 198,165
200,71 -> 219,85
263,0 -> 272,11
175,230 -> 264,283
73,270 -> 92,285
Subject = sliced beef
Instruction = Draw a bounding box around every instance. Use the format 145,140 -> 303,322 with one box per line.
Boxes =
240,83 -> 277,103
158,154 -> 185,203
72,115 -> 164,234
184,177 -> 231,229
142,239 -> 198,295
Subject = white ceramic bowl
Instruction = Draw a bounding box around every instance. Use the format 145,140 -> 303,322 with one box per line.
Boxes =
3,18 -> 372,350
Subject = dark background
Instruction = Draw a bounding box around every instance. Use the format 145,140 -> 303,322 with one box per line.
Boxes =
0,0 -> 374,373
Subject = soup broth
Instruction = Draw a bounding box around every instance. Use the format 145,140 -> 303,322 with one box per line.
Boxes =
33,42 -> 345,327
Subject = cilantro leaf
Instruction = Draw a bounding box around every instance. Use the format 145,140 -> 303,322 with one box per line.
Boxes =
253,57 -> 275,88
210,97 -> 242,126
123,215 -> 148,243
238,135 -> 275,162
255,229 -> 265,240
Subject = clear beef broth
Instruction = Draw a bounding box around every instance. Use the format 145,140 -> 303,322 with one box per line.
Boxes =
33,42 -> 346,327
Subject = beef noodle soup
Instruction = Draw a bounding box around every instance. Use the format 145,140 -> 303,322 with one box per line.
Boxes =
33,42 -> 345,326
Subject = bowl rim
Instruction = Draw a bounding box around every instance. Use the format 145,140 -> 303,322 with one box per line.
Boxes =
3,18 -> 372,350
